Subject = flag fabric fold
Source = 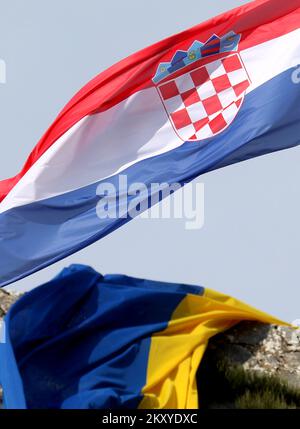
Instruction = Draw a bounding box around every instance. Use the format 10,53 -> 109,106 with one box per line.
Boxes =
0,265 -> 286,409
1,0 -> 300,286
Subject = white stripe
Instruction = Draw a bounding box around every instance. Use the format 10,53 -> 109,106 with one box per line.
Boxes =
240,28 -> 300,93
0,88 -> 183,213
1,28 -> 299,214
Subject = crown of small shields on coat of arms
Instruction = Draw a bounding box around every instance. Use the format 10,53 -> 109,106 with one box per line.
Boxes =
153,32 -> 241,84
153,32 -> 251,142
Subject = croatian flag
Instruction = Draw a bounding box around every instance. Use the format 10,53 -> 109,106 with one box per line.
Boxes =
1,0 -> 300,287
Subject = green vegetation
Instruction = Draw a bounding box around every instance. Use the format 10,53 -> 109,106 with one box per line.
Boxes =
197,359 -> 300,409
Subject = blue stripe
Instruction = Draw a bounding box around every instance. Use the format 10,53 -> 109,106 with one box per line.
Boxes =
0,67 -> 300,287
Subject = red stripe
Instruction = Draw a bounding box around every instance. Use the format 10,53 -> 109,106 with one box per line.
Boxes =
202,48 -> 220,54
1,0 -> 300,202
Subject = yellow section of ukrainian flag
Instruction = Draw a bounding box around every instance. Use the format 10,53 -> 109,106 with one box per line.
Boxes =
140,288 -> 289,409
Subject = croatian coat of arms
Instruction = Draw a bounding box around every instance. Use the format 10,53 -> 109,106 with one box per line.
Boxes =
153,32 -> 251,142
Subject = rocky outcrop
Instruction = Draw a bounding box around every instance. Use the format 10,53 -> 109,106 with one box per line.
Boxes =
0,289 -> 20,317
206,322 -> 300,390
197,321 -> 300,408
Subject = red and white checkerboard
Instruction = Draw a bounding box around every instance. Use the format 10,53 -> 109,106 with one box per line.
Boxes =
157,54 -> 250,141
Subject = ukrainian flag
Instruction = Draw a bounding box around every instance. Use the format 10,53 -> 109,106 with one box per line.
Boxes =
0,265 -> 286,409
